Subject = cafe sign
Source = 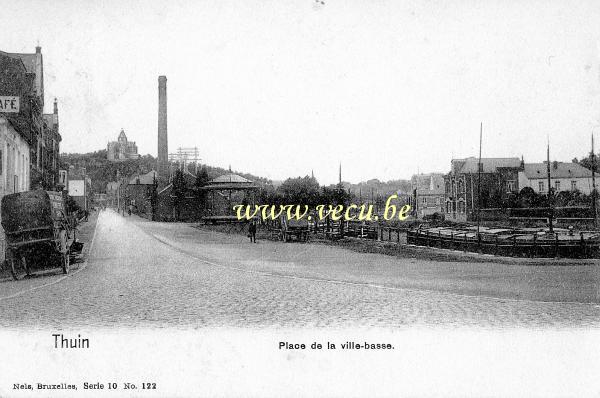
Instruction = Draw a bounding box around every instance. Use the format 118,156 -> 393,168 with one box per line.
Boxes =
0,96 -> 20,113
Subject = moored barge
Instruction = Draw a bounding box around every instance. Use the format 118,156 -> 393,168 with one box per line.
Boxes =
407,225 -> 600,258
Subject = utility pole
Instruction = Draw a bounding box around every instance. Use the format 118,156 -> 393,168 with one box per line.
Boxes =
547,139 -> 554,233
592,134 -> 597,228
477,122 -> 482,242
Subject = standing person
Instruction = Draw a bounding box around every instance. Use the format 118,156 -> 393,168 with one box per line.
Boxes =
248,220 -> 257,243
128,203 -> 132,216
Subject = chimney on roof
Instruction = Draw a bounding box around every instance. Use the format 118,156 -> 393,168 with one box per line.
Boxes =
53,98 -> 58,115
553,161 -> 558,170
35,46 -> 41,54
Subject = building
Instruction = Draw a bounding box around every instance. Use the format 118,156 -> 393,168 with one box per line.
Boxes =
518,161 -> 594,195
106,181 -> 121,207
411,173 -> 445,218
444,157 -> 523,222
0,46 -> 56,188
43,98 -> 61,188
0,50 -> 39,259
125,170 -> 158,218
67,168 -> 91,212
107,129 -> 140,161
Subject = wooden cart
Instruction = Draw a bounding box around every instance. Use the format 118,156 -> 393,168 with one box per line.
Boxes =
279,215 -> 309,242
1,190 -> 77,280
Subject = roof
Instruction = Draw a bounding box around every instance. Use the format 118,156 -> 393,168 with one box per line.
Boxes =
522,162 -> 592,179
209,173 -> 252,184
129,170 -> 158,185
43,113 -> 58,127
5,52 -> 36,74
3,50 -> 43,98
200,183 -> 259,191
118,129 -> 127,140
412,173 -> 445,195
453,157 -> 522,173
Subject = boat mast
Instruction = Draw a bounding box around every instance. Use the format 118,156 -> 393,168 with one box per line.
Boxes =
477,122 -> 482,238
592,134 -> 597,228
547,138 -> 554,233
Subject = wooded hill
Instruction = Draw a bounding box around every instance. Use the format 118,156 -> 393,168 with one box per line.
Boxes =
59,150 -> 274,195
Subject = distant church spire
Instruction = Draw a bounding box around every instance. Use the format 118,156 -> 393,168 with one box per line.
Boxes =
311,169 -> 314,179
338,162 -> 342,184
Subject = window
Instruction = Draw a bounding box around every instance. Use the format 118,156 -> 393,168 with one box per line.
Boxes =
422,197 -> 427,205
555,180 -> 561,192
458,180 -> 465,193
571,181 -> 577,191
446,202 -> 451,213
507,180 -> 515,192
435,197 -> 440,206
538,181 -> 545,192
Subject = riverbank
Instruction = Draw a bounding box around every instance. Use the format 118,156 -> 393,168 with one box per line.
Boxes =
194,222 -> 600,266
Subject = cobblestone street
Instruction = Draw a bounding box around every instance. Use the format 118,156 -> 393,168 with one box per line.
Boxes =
1,209 -> 600,329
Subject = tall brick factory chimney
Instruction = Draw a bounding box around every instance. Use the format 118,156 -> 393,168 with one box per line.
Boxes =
158,75 -> 168,177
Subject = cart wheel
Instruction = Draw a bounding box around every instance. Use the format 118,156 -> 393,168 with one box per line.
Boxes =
61,251 -> 70,274
7,250 -> 27,281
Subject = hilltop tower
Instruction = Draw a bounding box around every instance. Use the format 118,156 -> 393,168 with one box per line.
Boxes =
158,76 -> 168,176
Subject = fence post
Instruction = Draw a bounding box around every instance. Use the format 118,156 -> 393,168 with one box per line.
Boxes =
532,234 -> 537,258
397,229 -> 400,243
513,235 -> 517,257
555,234 -> 559,258
463,233 -> 467,252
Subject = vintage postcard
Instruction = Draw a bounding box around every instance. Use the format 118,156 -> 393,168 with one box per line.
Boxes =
1,1 -> 600,397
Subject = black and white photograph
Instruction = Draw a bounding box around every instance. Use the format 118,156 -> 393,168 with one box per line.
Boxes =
1,1 -> 600,397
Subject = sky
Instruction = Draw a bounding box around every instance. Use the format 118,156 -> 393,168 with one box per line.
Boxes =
3,0 -> 600,185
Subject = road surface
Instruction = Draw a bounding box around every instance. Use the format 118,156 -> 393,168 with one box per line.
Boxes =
1,209 -> 599,329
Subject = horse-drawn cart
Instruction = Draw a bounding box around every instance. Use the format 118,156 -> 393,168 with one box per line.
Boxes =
279,215 -> 309,242
1,190 -> 79,280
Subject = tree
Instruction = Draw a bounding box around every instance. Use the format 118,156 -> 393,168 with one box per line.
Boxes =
172,169 -> 186,221
278,176 -> 320,206
194,166 -> 210,212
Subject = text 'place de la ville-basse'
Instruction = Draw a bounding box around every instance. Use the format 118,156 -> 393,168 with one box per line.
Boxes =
2,43 -> 600,330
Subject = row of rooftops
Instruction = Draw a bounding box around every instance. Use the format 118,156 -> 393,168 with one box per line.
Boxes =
410,157 -> 594,196
449,157 -> 593,179
125,170 -> 256,188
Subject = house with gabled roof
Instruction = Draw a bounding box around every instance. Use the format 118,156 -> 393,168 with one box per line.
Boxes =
518,161 -> 594,195
444,157 -> 523,222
